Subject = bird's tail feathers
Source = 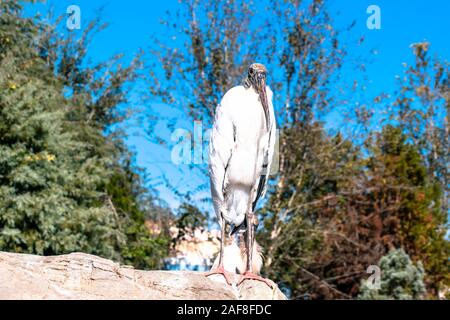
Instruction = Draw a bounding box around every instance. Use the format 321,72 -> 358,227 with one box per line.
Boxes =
211,233 -> 264,275
211,238 -> 242,274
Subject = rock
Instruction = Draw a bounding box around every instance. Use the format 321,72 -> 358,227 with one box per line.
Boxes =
0,251 -> 286,300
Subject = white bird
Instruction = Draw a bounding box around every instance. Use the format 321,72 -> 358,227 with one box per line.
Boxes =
206,63 -> 276,288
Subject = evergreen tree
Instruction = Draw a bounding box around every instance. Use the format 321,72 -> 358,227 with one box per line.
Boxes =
105,151 -> 170,269
358,249 -> 426,300
0,0 -> 171,268
0,0 -> 124,258
173,202 -> 208,243
37,4 -> 171,270
37,2 -> 171,269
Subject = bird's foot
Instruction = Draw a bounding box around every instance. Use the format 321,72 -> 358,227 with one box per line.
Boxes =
237,271 -> 276,289
205,265 -> 233,285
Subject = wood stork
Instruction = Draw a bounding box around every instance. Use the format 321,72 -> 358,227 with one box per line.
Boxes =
206,63 -> 276,288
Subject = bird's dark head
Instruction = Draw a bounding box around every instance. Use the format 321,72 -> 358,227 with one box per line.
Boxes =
244,63 -> 270,130
244,63 -> 267,90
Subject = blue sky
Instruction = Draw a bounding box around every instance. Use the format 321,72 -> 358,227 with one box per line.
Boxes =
25,0 -> 450,215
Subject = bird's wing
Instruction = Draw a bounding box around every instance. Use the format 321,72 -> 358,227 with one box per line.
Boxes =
252,88 -> 276,210
209,92 -> 235,222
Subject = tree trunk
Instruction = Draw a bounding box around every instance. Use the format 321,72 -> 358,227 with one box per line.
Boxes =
0,251 -> 286,300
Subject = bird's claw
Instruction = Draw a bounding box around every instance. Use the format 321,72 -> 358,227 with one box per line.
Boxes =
237,271 -> 276,289
205,265 -> 233,286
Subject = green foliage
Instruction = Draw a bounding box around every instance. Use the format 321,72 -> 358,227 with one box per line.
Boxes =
358,249 -> 426,300
0,0 -> 171,268
0,2 -> 124,258
366,125 -> 449,296
174,203 -> 208,243
106,155 -> 170,269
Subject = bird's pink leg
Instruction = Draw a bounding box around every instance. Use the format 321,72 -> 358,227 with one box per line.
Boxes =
205,264 -> 233,286
205,218 -> 233,285
237,271 -> 276,289
238,210 -> 276,289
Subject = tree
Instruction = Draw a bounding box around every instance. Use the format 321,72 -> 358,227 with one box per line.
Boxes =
105,151 -> 170,269
358,249 -> 426,300
0,0 -> 171,268
260,123 -> 448,299
391,43 -> 449,217
36,3 -> 172,269
364,125 -> 449,296
173,202 -> 208,244
259,125 -> 365,299
0,0 -> 124,258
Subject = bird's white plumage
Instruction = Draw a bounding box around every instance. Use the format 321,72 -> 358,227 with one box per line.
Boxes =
212,237 -> 263,275
209,85 -> 276,227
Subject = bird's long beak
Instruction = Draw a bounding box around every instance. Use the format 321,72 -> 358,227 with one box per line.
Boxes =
255,72 -> 270,131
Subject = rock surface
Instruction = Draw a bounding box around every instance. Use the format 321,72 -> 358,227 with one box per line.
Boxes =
0,251 -> 286,300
